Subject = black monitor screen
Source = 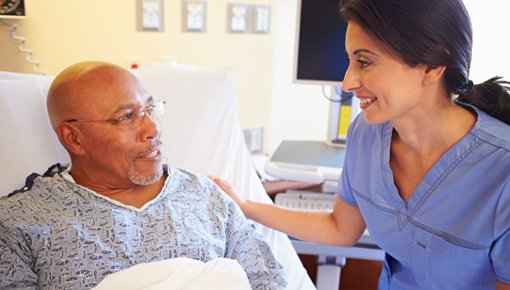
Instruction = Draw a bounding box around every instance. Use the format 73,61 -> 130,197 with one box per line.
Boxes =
294,0 -> 348,85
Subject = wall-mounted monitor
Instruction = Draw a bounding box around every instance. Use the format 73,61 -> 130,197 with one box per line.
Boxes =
293,0 -> 348,85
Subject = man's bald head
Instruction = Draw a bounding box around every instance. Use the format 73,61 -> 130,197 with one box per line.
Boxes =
47,61 -> 140,131
44,60 -> 166,199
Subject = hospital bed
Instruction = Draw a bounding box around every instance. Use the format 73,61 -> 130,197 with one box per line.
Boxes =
0,61 -> 316,289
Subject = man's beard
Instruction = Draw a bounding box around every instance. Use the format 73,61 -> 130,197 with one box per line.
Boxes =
128,139 -> 164,185
128,161 -> 163,185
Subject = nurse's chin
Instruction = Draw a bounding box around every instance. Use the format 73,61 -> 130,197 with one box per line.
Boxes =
362,113 -> 388,125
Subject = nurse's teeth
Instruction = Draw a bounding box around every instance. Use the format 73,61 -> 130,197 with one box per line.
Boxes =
360,97 -> 377,104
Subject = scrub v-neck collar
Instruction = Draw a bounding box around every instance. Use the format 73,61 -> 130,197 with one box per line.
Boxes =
380,110 -> 482,230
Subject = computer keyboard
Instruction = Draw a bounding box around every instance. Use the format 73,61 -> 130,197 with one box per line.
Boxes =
274,190 -> 336,212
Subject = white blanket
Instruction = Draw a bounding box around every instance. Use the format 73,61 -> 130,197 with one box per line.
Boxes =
92,257 -> 252,290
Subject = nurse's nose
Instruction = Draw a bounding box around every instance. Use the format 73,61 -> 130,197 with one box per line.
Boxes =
341,64 -> 361,93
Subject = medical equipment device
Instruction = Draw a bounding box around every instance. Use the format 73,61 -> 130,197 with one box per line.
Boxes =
275,190 -> 336,211
294,0 -> 348,85
264,140 -> 345,192
275,187 -> 384,290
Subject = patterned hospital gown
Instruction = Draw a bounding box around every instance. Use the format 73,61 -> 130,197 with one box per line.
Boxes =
0,165 -> 286,289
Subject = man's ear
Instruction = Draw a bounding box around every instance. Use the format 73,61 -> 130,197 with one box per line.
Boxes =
57,123 -> 85,155
422,64 -> 446,86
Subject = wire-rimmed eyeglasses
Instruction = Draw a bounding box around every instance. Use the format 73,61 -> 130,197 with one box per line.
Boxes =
65,99 -> 166,130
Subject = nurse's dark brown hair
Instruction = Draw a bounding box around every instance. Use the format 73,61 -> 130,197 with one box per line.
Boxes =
340,0 -> 510,124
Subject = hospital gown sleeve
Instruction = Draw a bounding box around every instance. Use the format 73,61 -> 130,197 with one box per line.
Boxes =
0,222 -> 38,289
222,198 -> 287,289
491,181 -> 510,284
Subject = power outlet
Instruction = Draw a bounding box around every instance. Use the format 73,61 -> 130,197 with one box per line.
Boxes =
243,127 -> 264,153
183,1 -> 206,32
137,0 -> 164,32
254,5 -> 270,33
227,4 -> 271,34
229,4 -> 249,32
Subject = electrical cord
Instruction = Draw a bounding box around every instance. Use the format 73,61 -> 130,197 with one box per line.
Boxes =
1,18 -> 46,75
321,84 -> 353,104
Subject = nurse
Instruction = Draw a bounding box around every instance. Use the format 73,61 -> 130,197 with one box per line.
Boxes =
211,0 -> 510,289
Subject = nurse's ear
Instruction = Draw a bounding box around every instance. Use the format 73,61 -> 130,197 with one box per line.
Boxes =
421,64 -> 446,86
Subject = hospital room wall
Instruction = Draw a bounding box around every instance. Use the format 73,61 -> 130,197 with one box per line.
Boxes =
0,0 -> 274,134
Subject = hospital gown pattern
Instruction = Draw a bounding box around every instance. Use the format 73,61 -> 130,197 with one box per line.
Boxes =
0,165 -> 286,289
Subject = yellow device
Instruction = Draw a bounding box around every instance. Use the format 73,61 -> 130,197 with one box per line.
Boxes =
337,105 -> 352,139
327,87 -> 355,146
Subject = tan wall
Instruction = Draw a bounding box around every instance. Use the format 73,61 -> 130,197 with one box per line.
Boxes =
0,0 -> 274,130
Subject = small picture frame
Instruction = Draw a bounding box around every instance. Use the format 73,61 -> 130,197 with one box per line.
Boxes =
0,0 -> 27,19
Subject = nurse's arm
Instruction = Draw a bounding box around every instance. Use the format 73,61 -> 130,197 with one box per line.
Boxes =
242,195 -> 366,247
496,280 -> 510,290
211,176 -> 366,246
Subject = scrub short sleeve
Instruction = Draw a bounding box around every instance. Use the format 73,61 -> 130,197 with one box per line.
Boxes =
338,167 -> 357,206
337,116 -> 361,207
491,181 -> 510,284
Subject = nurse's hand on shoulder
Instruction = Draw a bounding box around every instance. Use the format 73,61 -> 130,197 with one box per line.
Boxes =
209,176 -> 246,210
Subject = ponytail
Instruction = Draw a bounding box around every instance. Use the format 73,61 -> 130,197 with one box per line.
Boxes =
457,77 -> 510,125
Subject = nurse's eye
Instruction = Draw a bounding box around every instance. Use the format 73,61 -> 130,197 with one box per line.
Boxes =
357,59 -> 371,69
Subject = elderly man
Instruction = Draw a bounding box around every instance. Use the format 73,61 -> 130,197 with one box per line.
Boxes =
0,61 -> 286,289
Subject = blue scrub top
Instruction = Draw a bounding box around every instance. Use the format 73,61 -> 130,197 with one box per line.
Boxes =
339,104 -> 510,289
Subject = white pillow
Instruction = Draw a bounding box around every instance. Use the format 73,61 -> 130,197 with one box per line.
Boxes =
0,71 -> 69,195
